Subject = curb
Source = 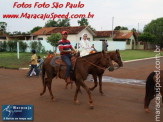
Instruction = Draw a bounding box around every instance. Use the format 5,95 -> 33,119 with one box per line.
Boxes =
123,56 -> 163,63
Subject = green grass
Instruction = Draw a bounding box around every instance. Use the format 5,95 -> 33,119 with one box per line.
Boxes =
0,52 -> 47,69
0,50 -> 163,69
119,50 -> 163,61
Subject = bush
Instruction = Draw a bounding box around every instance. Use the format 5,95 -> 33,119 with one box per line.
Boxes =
36,41 -> 44,53
7,40 -> 17,52
1,41 -> 7,51
19,41 -> 28,52
30,41 -> 38,51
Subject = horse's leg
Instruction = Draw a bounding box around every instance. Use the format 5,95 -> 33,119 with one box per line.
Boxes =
80,80 -> 94,109
144,95 -> 155,112
74,82 -> 80,104
99,74 -> 104,95
47,78 -> 56,101
89,74 -> 98,91
40,78 -> 47,96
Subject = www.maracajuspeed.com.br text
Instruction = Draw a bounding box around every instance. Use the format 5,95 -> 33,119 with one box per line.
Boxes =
3,12 -> 94,20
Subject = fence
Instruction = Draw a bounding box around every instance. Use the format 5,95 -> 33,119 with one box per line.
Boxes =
0,40 -> 126,53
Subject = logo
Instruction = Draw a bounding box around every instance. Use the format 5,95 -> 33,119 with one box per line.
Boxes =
2,105 -> 33,121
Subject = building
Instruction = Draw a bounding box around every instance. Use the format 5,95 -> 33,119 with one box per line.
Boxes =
32,26 -> 95,42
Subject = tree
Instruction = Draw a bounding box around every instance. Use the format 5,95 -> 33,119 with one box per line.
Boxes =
121,26 -> 128,30
45,19 -> 70,27
47,33 -> 62,52
13,31 -> 21,35
7,40 -> 17,52
57,19 -> 70,27
78,18 -> 96,31
36,41 -> 44,53
30,26 -> 42,34
30,41 -> 38,51
114,26 -> 128,30
143,17 -> 163,46
0,22 -> 7,33
78,18 -> 89,26
2,41 -> 7,51
138,32 -> 156,43
132,28 -> 137,32
114,26 -> 121,30
19,41 -> 28,52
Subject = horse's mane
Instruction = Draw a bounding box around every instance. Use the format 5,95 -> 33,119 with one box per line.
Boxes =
80,52 -> 102,58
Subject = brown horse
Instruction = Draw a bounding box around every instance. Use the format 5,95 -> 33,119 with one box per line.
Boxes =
89,49 -> 123,95
40,51 -> 114,108
144,70 -> 163,112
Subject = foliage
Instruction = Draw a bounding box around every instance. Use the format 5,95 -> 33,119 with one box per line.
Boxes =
47,33 -> 62,51
143,17 -> 163,45
114,26 -> 128,30
138,32 -> 156,43
19,41 -> 28,52
45,19 -> 70,27
36,41 -> 44,53
0,22 -> 7,33
78,18 -> 89,26
7,40 -> 18,52
30,26 -> 42,34
29,41 -> 38,51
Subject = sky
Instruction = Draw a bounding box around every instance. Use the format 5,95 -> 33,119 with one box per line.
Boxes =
0,0 -> 163,33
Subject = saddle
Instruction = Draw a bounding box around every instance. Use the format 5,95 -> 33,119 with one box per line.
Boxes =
50,56 -> 77,79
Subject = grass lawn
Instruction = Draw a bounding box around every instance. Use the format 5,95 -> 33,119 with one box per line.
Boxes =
0,52 -> 47,69
119,50 -> 163,61
0,50 -> 163,69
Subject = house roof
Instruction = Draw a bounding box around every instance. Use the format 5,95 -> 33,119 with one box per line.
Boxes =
32,27 -> 55,35
32,26 -> 94,35
47,26 -> 87,35
0,31 -> 7,37
94,31 -> 118,38
113,32 -> 133,40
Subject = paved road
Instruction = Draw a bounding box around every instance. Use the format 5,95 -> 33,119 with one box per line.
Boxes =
0,57 -> 162,122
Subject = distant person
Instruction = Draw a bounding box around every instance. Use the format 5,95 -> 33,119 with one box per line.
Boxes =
104,40 -> 108,51
90,44 -> 97,54
30,56 -> 43,76
27,49 -> 39,77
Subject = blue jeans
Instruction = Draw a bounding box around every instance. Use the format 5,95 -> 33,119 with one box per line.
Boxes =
27,64 -> 39,76
61,54 -> 72,78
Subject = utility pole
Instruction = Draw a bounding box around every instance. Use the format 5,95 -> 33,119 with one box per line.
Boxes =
112,17 -> 114,40
138,23 -> 139,33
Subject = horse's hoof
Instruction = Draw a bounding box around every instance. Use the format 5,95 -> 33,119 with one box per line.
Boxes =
145,108 -> 150,113
89,104 -> 94,109
100,92 -> 104,96
40,93 -> 44,96
74,100 -> 79,104
51,97 -> 56,102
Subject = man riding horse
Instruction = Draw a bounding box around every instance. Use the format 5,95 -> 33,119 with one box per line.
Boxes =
58,31 -> 75,83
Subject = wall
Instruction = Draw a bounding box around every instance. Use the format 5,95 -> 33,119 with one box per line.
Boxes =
107,41 -> 126,51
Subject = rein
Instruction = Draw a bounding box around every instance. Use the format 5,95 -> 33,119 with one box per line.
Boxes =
83,59 -> 106,70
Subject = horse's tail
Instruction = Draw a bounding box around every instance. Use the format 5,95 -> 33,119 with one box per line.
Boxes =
144,71 -> 156,108
42,63 -> 45,87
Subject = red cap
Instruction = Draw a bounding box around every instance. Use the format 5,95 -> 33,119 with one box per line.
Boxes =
62,31 -> 68,35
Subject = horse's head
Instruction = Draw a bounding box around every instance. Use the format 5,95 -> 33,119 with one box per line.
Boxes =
99,50 -> 114,72
108,49 -> 123,68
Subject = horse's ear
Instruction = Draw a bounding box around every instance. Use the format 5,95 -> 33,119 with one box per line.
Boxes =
116,49 -> 119,53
